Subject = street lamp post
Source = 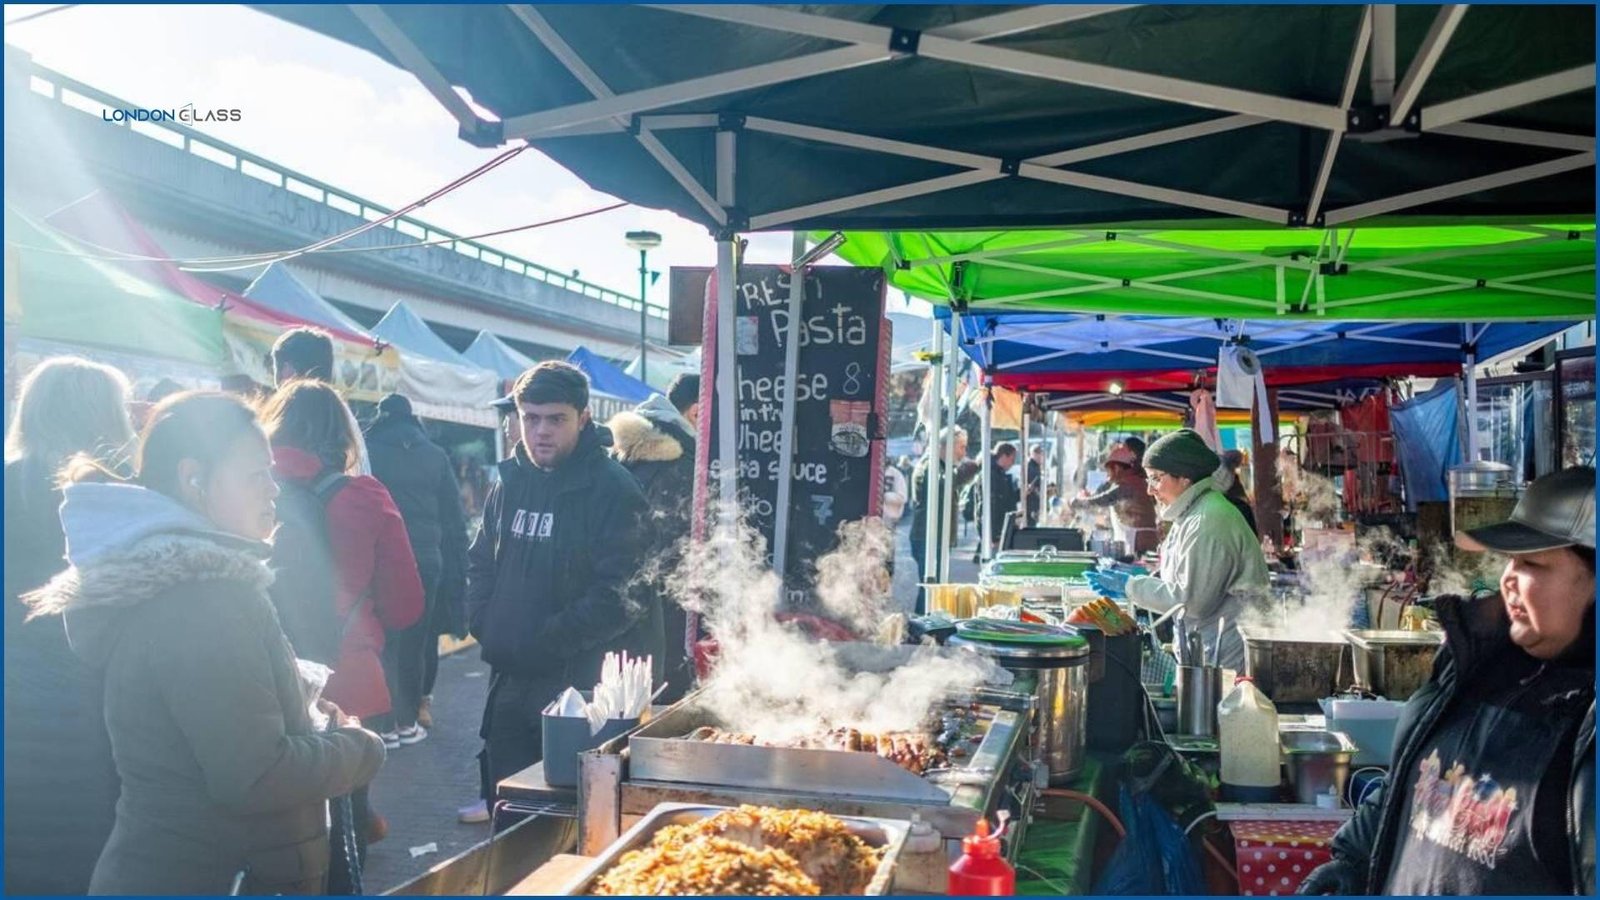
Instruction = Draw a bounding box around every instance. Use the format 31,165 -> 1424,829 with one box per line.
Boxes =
625,230 -> 662,385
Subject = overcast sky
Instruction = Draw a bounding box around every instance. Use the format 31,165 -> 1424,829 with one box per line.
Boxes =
5,4 -> 926,314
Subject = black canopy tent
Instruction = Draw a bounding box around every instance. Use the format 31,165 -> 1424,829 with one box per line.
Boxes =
261,4 -> 1593,232
260,4 -> 1596,550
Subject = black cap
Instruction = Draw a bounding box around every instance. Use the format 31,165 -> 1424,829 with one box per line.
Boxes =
1457,466 -> 1596,554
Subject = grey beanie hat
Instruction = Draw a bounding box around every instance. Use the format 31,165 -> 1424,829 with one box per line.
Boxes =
1143,429 -> 1222,482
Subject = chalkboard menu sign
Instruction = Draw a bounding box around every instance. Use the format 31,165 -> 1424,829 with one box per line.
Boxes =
686,265 -> 890,603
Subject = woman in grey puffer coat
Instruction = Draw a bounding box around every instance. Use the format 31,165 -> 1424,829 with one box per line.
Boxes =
25,392 -> 384,895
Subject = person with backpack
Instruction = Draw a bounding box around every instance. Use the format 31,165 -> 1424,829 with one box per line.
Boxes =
260,380 -> 423,842
22,391 -> 384,894
364,394 -> 469,739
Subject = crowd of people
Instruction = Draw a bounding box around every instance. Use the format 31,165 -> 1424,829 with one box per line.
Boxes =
2,327 -> 704,895
5,325 -> 1595,897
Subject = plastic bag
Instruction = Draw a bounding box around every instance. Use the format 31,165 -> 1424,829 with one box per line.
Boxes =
1091,785 -> 1206,896
298,659 -> 334,731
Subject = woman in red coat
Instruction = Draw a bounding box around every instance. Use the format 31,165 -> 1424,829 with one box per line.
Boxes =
259,381 -> 424,740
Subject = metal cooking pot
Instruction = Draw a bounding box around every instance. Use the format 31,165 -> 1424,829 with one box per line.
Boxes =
1238,627 -> 1349,703
949,626 -> 1090,784
1343,630 -> 1443,701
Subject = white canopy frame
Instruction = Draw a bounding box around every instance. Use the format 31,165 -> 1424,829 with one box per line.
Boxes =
347,3 -> 1599,235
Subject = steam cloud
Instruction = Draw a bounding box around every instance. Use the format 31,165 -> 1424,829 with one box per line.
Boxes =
667,506 -> 1004,743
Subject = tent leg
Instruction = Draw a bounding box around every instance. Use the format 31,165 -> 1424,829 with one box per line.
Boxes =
714,128 -> 739,515
771,259 -> 806,599
1019,396 -> 1031,528
1463,344 -> 1480,464
922,323 -> 945,586
980,383 -> 993,562
939,311 -> 962,584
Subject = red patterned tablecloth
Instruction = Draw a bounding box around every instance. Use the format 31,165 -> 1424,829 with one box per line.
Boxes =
1232,819 -> 1342,896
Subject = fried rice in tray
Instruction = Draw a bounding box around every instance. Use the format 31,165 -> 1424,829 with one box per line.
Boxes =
589,806 -> 885,896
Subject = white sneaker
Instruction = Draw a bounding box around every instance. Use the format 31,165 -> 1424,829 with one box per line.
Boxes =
458,800 -> 490,824
397,724 -> 428,746
379,730 -> 401,750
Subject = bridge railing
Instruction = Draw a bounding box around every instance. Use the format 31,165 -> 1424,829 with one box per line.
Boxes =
26,62 -> 667,320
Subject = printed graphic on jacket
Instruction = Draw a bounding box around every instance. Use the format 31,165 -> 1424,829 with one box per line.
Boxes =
1407,749 -> 1519,868
510,509 -> 556,541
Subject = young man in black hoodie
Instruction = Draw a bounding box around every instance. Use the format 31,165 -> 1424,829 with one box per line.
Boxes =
467,362 -> 655,796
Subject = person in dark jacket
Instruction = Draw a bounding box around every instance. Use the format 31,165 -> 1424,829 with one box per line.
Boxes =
3,356 -> 134,895
608,383 -> 696,703
1070,444 -> 1159,555
365,394 -> 468,734
24,392 -> 385,895
965,442 -> 1020,559
468,362 -> 653,794
1025,445 -> 1044,526
1301,466 -> 1596,896
910,426 -> 977,597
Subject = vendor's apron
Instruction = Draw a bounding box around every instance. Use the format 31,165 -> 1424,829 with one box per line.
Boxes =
1384,665 -> 1589,895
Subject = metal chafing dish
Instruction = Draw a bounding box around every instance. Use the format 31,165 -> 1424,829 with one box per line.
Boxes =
559,803 -> 909,896
572,645 -> 1036,877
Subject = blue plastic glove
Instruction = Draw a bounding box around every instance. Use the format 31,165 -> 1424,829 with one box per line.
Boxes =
1085,569 -> 1129,599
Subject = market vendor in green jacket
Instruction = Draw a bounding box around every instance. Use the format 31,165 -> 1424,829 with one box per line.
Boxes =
1085,429 -> 1267,669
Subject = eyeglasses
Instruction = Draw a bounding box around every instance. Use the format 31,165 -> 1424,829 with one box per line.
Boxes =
1146,471 -> 1169,485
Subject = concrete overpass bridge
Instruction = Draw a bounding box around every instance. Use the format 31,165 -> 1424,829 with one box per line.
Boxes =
4,46 -> 666,363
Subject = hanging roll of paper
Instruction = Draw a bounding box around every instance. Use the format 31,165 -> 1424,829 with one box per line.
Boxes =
1217,345 -> 1275,444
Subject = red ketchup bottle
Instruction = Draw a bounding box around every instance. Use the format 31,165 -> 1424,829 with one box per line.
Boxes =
948,818 -> 1015,895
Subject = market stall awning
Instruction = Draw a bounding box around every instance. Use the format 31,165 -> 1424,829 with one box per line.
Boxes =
261,5 -> 1593,232
370,302 -> 499,425
243,263 -> 375,338
6,210 -> 226,368
1041,378 -> 1392,415
833,223 -> 1595,322
939,310 -> 1580,393
567,345 -> 655,404
463,330 -> 536,381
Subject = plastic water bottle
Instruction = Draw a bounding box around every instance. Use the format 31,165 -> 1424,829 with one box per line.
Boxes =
1218,676 -> 1280,802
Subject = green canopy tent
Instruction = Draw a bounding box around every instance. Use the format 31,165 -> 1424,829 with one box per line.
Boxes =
828,223 -> 1594,321
6,211 -> 227,369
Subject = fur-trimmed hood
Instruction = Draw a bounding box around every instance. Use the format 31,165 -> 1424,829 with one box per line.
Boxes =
24,482 -> 272,670
609,408 -> 691,465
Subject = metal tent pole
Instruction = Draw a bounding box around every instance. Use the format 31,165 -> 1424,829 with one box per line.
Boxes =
1019,395 -> 1032,525
714,129 -> 739,512
939,310 -> 962,583
980,382 -> 994,563
922,322 -> 946,583
771,243 -> 808,593
1463,324 -> 1480,464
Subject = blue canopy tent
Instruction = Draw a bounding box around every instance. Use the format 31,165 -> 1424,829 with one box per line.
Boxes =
566,345 -> 655,405
463,330 -> 535,382
940,311 -> 1581,393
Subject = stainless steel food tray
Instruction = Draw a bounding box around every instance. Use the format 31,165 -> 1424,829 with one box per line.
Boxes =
559,802 -> 909,896
627,697 -> 1027,804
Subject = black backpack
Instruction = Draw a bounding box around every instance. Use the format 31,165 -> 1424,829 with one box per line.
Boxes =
269,470 -> 350,666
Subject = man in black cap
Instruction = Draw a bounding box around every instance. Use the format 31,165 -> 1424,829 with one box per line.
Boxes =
364,394 -> 468,742
1085,428 -> 1265,669
1302,466 -> 1595,896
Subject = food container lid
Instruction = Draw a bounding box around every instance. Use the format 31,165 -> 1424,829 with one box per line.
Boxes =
948,621 -> 1090,661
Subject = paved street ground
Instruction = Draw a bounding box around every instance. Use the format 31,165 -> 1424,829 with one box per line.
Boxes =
363,515 -> 980,892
